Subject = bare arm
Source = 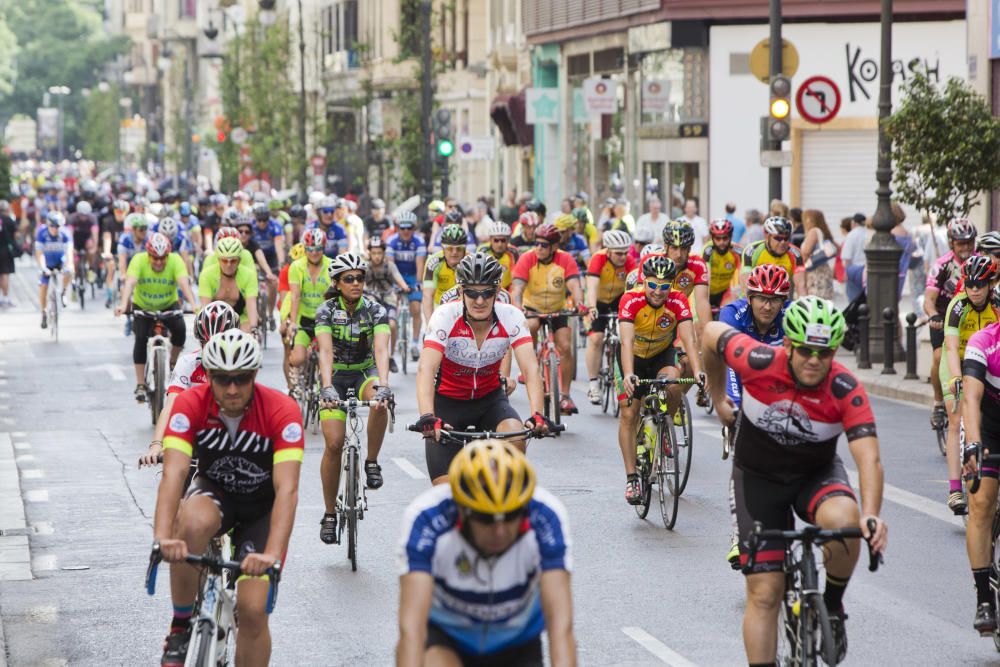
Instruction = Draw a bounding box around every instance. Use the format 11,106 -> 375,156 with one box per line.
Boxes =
416,346 -> 443,416
566,276 -> 583,307
396,573 -> 434,667
152,447 -> 191,544
585,275 -> 600,310
317,331 -> 334,388
924,288 -> 940,319
540,570 -> 577,667
510,278 -> 526,310
944,332 -> 962,392
700,321 -> 731,407
512,341 -> 545,416
258,460 -> 301,564
676,319 -> 702,378
963,376 -> 985,445
693,284 -> 710,340
421,285 -> 435,326
801,227 -> 819,259
178,275 -> 197,310
374,330 -> 390,387
244,294 -> 259,331
275,235 -> 285,266
619,320 -> 635,379
792,270 -> 806,296
846,434 -> 886,552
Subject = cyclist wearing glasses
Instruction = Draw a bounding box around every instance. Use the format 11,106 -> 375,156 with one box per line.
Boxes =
232,218 -> 278,286
740,216 -> 806,297
661,220 -> 711,337
154,330 -> 304,667
585,230 -> 637,404
477,220 -> 520,289
363,236 -> 410,373
197,237 -> 259,332
386,210 -> 427,361
422,223 -> 469,324
35,211 -> 73,328
397,440 -> 575,667
510,211 -> 540,251
701,296 -> 887,666
702,218 -> 742,310
305,196 -> 348,259
286,228 -> 335,397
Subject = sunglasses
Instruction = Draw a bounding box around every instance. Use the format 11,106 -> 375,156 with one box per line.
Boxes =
966,279 -> 993,289
771,236 -> 790,243
535,241 -> 552,249
491,237 -> 509,243
238,228 -> 252,234
750,295 -> 785,306
305,245 -> 324,252
319,208 -> 335,214
339,274 -> 365,284
464,287 -> 497,301
646,281 -> 672,291
211,372 -> 255,387
792,345 -> 835,361
467,509 -> 525,525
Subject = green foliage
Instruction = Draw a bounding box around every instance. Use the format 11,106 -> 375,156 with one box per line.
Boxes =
81,84 -> 120,163
884,71 -> 1000,220
0,149 -> 10,196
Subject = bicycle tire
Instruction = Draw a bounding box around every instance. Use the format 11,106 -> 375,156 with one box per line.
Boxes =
50,290 -> 59,342
674,395 -> 694,495
936,422 -> 947,457
776,591 -> 798,665
347,447 -> 358,572
992,507 -> 1000,652
633,427 -> 652,520
656,418 -> 680,529
611,342 -> 621,418
191,618 -> 215,666
600,341 -> 613,414
399,309 -> 410,375
151,346 -> 168,426
803,592 -> 836,667
548,352 -> 561,426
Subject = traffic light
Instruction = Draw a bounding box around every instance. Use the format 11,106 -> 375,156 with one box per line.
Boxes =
216,131 -> 226,143
768,75 -> 791,142
432,108 -> 453,158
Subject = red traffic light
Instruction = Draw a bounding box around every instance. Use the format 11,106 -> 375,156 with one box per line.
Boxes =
216,131 -> 227,143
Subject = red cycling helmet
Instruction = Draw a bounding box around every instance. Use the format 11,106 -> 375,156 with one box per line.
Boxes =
518,211 -> 540,227
746,264 -> 791,297
709,218 -> 734,238
535,223 -> 561,244
145,232 -> 172,259
963,254 -> 997,284
215,226 -> 241,241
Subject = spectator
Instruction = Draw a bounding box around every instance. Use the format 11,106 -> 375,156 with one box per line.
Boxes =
841,212 -> 868,303
681,198 -> 709,250
890,202 -> 915,301
800,209 -> 837,300
743,208 -> 765,245
560,198 -> 573,215
635,196 -> 668,242
790,207 -> 805,247
770,199 -> 790,219
471,201 -> 494,243
597,198 -> 616,230
724,202 -> 747,244
612,198 -> 636,234
499,190 -> 519,225
0,200 -> 17,307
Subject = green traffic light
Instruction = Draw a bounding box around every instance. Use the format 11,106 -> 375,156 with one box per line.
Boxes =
437,139 -> 454,157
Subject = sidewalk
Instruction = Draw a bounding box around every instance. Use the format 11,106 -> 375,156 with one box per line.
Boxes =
0,432 -> 31,667
835,339 -> 933,408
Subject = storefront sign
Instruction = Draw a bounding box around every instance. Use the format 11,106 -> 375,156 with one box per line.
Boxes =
641,79 -> 671,114
845,43 -> 940,102
583,77 -> 617,114
525,87 -> 559,125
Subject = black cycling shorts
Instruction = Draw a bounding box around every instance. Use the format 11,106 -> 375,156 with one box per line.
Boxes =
426,623 -> 543,667
589,298 -> 620,334
615,346 -> 677,402
426,388 -> 521,479
320,367 -> 378,422
131,307 -> 186,365
709,290 -> 725,310
525,307 -> 568,332
731,456 -> 857,575
184,475 -> 273,563
930,315 -> 945,350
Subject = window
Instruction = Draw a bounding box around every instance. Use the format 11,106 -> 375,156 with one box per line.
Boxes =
321,0 -> 359,65
180,0 -> 196,19
640,48 -> 708,127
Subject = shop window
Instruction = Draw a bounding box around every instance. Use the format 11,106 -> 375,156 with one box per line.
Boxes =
640,48 -> 708,127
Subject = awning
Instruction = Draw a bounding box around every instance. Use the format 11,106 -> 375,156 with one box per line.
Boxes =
490,90 -> 533,148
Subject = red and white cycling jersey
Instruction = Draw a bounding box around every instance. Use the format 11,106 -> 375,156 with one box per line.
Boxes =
424,301 -> 532,400
167,349 -> 208,396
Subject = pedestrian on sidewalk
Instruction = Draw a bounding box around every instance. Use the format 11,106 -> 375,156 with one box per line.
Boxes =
0,200 -> 18,308
890,202 -> 915,303
800,209 -> 838,300
841,213 -> 868,303
724,202 -> 747,244
743,209 -> 764,245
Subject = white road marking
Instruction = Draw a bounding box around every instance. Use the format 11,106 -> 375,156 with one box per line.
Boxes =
32,521 -> 54,535
0,392 -> 10,399
392,457 -> 427,480
83,363 -> 127,381
25,489 -> 49,503
12,441 -> 30,451
25,605 -> 58,623
621,627 -> 699,666
10,431 -> 26,438
0,404 -> 10,411
33,555 -> 58,571
21,469 -> 44,479
39,659 -> 68,667
0,379 -> 8,386
15,454 -> 34,464
1,418 -> 14,426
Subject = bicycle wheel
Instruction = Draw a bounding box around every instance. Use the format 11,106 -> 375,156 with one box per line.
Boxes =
936,420 -> 947,457
991,507 -> 1000,651
346,446 -> 359,572
776,588 -> 799,666
611,342 -> 621,417
802,591 -> 836,667
151,346 -> 168,425
633,426 -> 652,520
190,618 -> 215,667
656,418 -> 680,529
547,352 -> 561,426
600,342 -> 613,414
673,395 -> 694,495
50,291 -> 59,342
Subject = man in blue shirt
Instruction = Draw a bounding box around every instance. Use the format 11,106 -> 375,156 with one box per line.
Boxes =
386,210 -> 427,360
35,211 -> 73,328
305,196 -> 348,260
724,202 -> 747,245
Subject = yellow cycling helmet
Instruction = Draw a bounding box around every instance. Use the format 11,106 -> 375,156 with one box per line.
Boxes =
215,236 -> 244,259
449,440 -> 536,519
554,214 -> 577,231
428,199 -> 446,214
289,242 -> 305,261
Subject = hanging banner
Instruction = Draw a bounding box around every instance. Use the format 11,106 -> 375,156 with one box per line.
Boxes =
641,80 -> 671,114
525,88 -> 560,125
583,77 -> 617,114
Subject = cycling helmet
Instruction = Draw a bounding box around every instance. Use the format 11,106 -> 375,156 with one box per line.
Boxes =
145,232 -> 172,258
328,252 -> 368,280
113,198 -> 130,213
223,208 -> 242,224
783,296 -> 846,349
440,224 -> 467,246
663,220 -> 695,248
486,221 -> 512,238
75,201 -> 92,215
289,243 -> 305,261
603,230 -> 633,250
963,254 -> 997,284
267,198 -> 283,211
444,210 -> 463,224
977,231 -> 1000,254
641,255 -> 678,281
45,211 -> 64,227
202,329 -> 262,372
449,440 -> 536,519
215,226 -> 240,241
253,203 -> 270,220
345,200 -> 358,213
318,196 -> 337,211
640,243 -> 664,258
179,202 -> 191,216
302,228 -> 326,248
572,207 -> 589,222
709,218 -> 734,238
525,199 -> 545,215
554,214 -> 576,231
948,218 -> 977,242
746,264 -> 791,297
288,204 -> 306,220
148,203 -> 165,218
215,237 -> 243,259
367,236 -> 385,250
428,200 -> 446,214
210,193 -> 229,206
396,210 -> 417,228
147,189 -> 161,203
157,217 -> 180,241
634,227 -> 655,244
518,211 -> 539,228
126,212 -> 149,229
194,301 -> 240,345
456,252 -> 503,286
371,198 -> 386,210
534,223 -> 561,244
763,216 -> 793,237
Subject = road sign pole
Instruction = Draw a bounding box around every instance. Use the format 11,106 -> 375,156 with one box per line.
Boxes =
768,0 -> 783,203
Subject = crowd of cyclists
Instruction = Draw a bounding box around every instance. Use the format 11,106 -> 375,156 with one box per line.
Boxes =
24,162 -> 1000,666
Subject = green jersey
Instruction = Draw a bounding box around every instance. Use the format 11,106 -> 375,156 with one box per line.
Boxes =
203,248 -> 255,272
288,256 -> 334,321
198,263 -> 259,322
127,252 -> 189,311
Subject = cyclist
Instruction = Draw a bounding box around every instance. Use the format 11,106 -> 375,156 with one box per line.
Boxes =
510,211 -> 540,251
233,217 -> 279,287
364,197 -> 392,239
421,223 -> 469,324
477,220 -> 519,289
510,223 -> 587,415
555,213 -> 591,271
662,220 -> 711,337
701,296 -> 887,666
286,228 -> 334,397
198,236 -> 259,332
306,196 -> 349,259
153,330 -> 303,667
35,211 -> 73,328
396,441 -> 575,667
363,236 -> 410,373
415,253 -> 551,483
941,255 -> 999,514
977,231 -> 1000,272
68,200 -> 98,285
176,201 -> 202,256
116,233 -> 197,403
155,217 -> 195,280
585,230 -> 637,404
101,198 -> 132,307
251,202 -> 285,321
740,215 -> 806,296
926,218 -> 978,433
386,210 -> 427,362
201,226 -> 255,273
618,255 -> 703,505
141,301 -> 240,467
315,252 -> 393,543
702,218 -> 742,311
572,206 -> 601,254
287,204 -> 307,245
117,212 -> 150,283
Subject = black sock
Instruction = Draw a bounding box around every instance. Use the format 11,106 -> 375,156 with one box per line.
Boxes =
823,573 -> 850,613
974,568 -> 992,606
749,663 -> 778,667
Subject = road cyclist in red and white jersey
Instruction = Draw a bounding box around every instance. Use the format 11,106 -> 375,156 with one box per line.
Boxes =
701,296 -> 887,666
415,252 -> 554,484
139,301 -> 241,467
152,329 -> 304,667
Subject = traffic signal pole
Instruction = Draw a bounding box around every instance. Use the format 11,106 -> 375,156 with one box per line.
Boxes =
768,0 -> 782,202
420,0 -> 434,210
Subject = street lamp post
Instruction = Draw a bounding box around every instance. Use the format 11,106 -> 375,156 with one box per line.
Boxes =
48,86 -> 71,161
864,0 -> 901,364
297,0 -> 308,196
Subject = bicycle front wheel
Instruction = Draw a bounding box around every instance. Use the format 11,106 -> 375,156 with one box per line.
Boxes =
656,418 -> 680,529
151,347 -> 168,426
547,352 -> 561,426
675,394 -> 694,495
346,446 -> 359,572
936,420 -> 947,456
633,421 -> 652,520
191,618 -> 216,667
802,591 -> 836,667
611,342 -> 621,418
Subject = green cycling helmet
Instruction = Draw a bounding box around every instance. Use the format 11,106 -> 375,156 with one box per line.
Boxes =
126,212 -> 150,229
215,236 -> 244,259
784,296 -> 846,350
440,224 -> 467,246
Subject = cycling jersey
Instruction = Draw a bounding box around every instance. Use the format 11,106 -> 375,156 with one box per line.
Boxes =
152,223 -> 193,255
313,295 -> 390,370
741,241 -> 805,280
162,382 -> 304,505
35,226 -> 71,267
287,256 -> 333,322
511,249 -> 580,313
304,220 -> 348,259
424,301 -> 531,400
253,218 -> 285,264
963,322 -> 1000,438
423,251 -> 461,305
197,263 -> 259,322
587,250 -> 638,304
126,252 -> 189,311
718,297 -> 787,407
167,349 -> 207,395
398,483 -> 571,656
672,256 -> 709,299
364,260 -> 404,304
386,233 -> 428,278
364,215 -> 393,238
718,330 -> 876,483
560,234 -> 591,269
702,244 -> 742,295
438,286 -> 512,305
477,245 -> 519,289
944,293 -> 1000,358
67,213 -> 97,251
926,251 -> 964,315
618,289 -> 692,359
116,232 -> 145,264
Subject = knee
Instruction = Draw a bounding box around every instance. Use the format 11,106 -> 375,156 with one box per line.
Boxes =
177,514 -> 217,546
746,582 -> 783,612
324,438 -> 344,458
236,597 -> 268,637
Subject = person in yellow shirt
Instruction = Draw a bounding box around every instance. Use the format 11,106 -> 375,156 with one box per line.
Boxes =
477,221 -> 520,289
740,216 -> 806,296
422,224 -> 468,323
701,218 -> 742,312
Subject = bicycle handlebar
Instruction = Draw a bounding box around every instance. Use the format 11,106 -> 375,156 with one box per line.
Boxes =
406,424 -> 566,443
132,308 -> 185,319
523,310 -> 585,320
742,518 -> 882,574
964,447 -> 1000,494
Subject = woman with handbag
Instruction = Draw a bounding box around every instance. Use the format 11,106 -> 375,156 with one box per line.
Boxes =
0,199 -> 18,308
800,208 -> 838,299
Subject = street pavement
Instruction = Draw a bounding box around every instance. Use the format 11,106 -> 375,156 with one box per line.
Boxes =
0,256 -> 997,666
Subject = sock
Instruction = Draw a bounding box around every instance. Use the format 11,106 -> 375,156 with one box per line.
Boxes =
589,377 -> 598,382
950,479 -> 962,493
170,604 -> 194,632
823,573 -> 850,613
974,568 -> 992,606
749,663 -> 778,667
934,400 -> 944,407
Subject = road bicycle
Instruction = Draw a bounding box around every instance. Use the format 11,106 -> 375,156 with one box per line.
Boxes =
72,250 -> 89,309
323,390 -> 395,572
396,292 -> 411,375
629,377 -> 700,529
743,519 -> 881,667
145,542 -> 280,667
525,310 -> 584,425
596,314 -> 620,417
966,448 -> 1000,649
256,270 -> 271,349
43,268 -> 69,343
134,308 -> 184,426
721,409 -> 741,460
296,341 -> 322,435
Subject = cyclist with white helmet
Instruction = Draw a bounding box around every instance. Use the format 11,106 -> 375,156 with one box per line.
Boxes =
585,230 -> 637,404
35,210 -> 73,328
364,236 -> 411,373
198,236 -> 259,332
304,196 -> 349,259
155,216 -> 195,277
385,210 -> 427,361
740,215 -> 806,296
154,330 -> 304,667
68,200 -> 98,276
476,220 -> 520,289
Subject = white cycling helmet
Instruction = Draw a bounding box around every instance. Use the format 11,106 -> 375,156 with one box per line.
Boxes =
145,232 -> 172,259
318,196 -> 337,211
486,221 -> 512,238
202,329 -> 263,372
157,217 -> 180,241
640,243 -> 665,258
75,201 -> 92,215
603,230 -> 633,250
328,252 -> 368,280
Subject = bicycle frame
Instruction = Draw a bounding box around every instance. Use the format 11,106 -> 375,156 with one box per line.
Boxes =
135,309 -> 182,425
526,310 -> 582,425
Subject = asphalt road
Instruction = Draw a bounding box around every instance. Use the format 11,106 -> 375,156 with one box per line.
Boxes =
0,258 -> 997,666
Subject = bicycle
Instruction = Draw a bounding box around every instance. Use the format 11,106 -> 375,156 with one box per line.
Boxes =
395,292 -> 411,375
721,408 -> 741,460
297,341 -> 322,435
596,314 -> 621,417
743,519 -> 882,667
72,250 -> 88,309
966,448 -> 1000,648
628,377 -> 700,529
145,542 -> 280,667
525,310 -> 584,425
257,270 -> 271,349
134,308 -> 183,426
322,390 -> 395,572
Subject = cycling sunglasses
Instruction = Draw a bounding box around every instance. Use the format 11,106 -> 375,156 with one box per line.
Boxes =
211,372 -> 255,387
791,344 -> 835,360
771,235 -> 790,243
467,508 -> 525,524
305,245 -> 324,252
339,274 -> 365,284
318,207 -> 336,214
750,294 -> 786,306
534,241 -> 552,249
463,287 -> 497,301
645,280 -> 672,291
966,279 -> 992,289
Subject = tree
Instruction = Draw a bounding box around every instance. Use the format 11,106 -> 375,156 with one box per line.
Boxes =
884,70 -> 1000,221
82,84 -> 120,163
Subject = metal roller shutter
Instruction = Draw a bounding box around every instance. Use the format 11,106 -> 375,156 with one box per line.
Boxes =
799,129 -> 877,227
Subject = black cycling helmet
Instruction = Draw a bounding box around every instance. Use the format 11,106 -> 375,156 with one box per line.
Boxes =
456,252 -> 504,286
642,255 -> 678,281
663,220 -> 695,248
288,204 -> 306,220
963,254 -> 997,285
252,203 -> 270,220
444,210 -> 463,224
440,224 -> 467,246
367,236 -> 385,250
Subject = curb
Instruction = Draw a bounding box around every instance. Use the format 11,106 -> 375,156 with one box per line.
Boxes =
861,378 -> 933,408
